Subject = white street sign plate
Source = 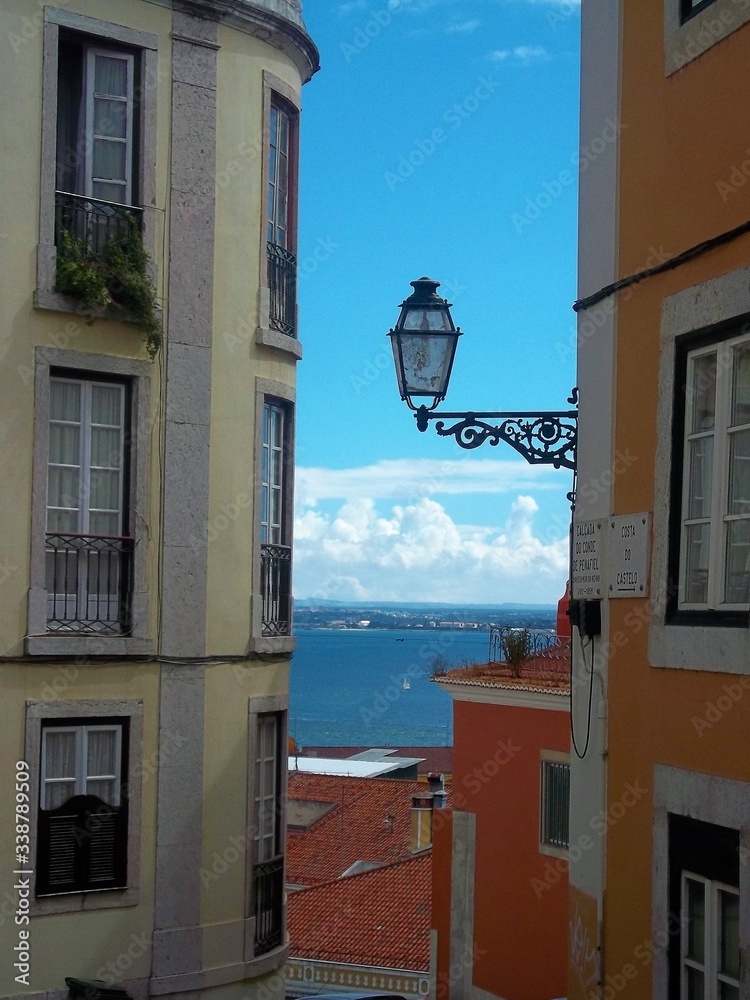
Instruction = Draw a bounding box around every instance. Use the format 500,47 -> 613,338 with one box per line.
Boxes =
609,513 -> 650,598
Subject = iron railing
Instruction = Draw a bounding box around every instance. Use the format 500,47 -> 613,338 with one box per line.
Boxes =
55,190 -> 143,259
488,624 -> 569,670
254,855 -> 284,955
541,759 -> 570,849
45,533 -> 133,634
267,241 -> 297,338
261,543 -> 291,636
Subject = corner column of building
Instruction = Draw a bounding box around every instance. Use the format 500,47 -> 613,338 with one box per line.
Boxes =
570,2 -> 622,998
152,7 -> 219,989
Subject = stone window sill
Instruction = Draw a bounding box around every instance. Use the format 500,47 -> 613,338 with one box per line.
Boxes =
26,634 -> 154,657
255,326 -> 303,360
247,635 -> 296,656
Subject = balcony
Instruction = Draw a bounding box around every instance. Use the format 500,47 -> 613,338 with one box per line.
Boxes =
45,533 -> 133,635
488,625 -> 570,679
55,190 -> 143,259
261,543 -> 291,636
254,855 -> 284,956
267,242 -> 297,338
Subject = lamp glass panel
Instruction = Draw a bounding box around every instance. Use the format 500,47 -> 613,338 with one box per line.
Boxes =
399,333 -> 455,396
402,307 -> 452,332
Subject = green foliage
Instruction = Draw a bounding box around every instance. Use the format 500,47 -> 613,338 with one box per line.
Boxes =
55,222 -> 162,359
501,628 -> 531,677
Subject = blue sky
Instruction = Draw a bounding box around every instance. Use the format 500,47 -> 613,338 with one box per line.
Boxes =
293,0 -> 581,605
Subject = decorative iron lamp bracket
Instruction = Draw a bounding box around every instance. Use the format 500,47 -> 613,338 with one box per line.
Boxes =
413,387 -> 579,472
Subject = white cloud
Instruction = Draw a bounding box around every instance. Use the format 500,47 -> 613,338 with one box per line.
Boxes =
445,19 -> 481,33
293,495 -> 568,604
296,457 -> 564,507
490,45 -> 549,63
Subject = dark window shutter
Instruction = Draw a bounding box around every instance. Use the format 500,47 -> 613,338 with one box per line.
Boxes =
37,795 -> 127,895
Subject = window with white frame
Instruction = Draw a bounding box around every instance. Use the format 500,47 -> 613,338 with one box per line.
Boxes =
266,98 -> 298,338
36,719 -> 128,895
54,32 -> 142,269
46,374 -> 131,633
261,401 -> 286,546
260,400 -> 292,637
253,712 -> 284,955
676,331 -> 750,614
669,814 -> 740,1000
681,873 -> 740,999
540,757 -> 570,851
57,39 -> 136,205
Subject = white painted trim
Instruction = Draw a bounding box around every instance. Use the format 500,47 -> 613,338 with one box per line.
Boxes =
435,679 -> 569,712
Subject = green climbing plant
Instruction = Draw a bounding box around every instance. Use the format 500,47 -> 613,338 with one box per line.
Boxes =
55,221 -> 163,360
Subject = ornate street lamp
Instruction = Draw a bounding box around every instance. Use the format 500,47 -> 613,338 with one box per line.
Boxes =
389,277 -> 578,480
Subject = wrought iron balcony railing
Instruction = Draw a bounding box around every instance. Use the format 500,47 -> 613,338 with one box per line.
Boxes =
488,625 -> 570,671
261,543 -> 291,636
55,190 -> 143,258
45,532 -> 133,635
254,855 -> 284,955
267,241 -> 297,338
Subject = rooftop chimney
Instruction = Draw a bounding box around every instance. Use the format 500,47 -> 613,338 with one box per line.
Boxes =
411,793 -> 434,851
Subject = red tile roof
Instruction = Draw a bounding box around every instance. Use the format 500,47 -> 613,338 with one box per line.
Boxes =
288,852 -> 432,970
298,746 -> 453,775
287,772 -> 435,886
436,642 -> 571,695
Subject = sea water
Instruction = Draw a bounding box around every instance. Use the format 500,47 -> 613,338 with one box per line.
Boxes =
289,627 -> 492,748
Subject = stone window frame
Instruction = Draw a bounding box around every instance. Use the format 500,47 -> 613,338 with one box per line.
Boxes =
249,378 -> 296,655
255,70 -> 303,361
650,265 -> 750,674
25,698 -> 143,915
539,749 -> 571,860
652,765 -> 750,997
665,0 -> 750,76
35,7 -> 158,317
244,694 -> 289,968
28,348 -> 153,657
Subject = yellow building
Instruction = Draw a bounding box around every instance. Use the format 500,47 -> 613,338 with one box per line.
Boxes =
0,1 -> 317,997
573,3 -> 750,998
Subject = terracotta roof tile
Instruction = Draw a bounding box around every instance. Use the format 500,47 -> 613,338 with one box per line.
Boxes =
436,644 -> 571,694
287,772 -> 441,887
288,852 -> 432,970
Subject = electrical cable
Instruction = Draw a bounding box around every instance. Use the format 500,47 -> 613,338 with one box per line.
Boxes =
566,466 -> 595,759
571,632 -> 595,760
572,219 -> 750,313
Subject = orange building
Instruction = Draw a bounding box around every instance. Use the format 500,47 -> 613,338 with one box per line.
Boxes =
573,4 -> 750,998
431,625 -> 570,1000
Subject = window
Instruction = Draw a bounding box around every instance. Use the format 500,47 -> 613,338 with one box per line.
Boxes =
253,713 -> 284,955
540,756 -> 570,852
55,35 -> 142,265
266,98 -> 298,338
46,374 -> 132,634
669,815 -> 740,1000
260,401 -> 291,636
28,349 -> 152,656
36,719 -> 129,896
37,10 -> 158,307
680,0 -> 717,21
673,328 -> 750,618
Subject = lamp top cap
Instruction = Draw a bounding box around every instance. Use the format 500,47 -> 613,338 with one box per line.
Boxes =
404,276 -> 449,305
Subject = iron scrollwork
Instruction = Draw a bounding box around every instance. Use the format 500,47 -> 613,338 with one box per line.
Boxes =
414,388 -> 579,472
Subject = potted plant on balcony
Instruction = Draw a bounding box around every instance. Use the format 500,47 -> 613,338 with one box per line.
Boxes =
55,222 -> 162,359
501,628 -> 531,678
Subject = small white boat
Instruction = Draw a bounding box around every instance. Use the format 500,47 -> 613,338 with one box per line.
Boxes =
402,677 -> 411,690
